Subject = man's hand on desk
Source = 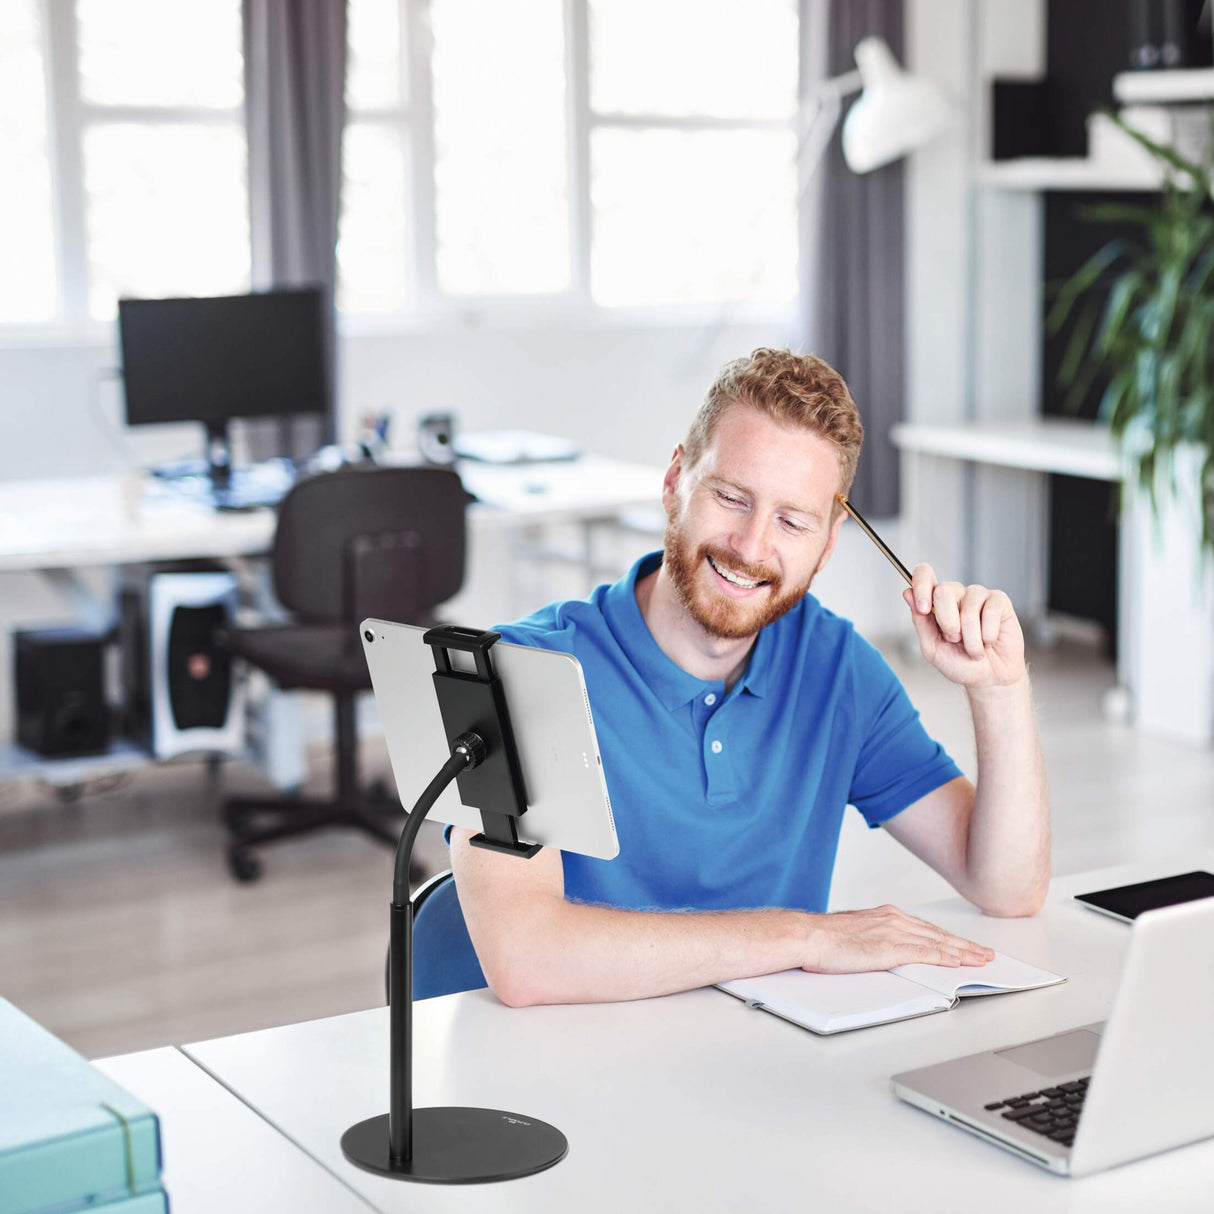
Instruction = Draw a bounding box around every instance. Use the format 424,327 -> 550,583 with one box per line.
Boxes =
800,905 -> 995,974
903,563 -> 1026,690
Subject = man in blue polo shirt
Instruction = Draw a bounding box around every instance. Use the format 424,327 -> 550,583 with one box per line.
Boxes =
451,349 -> 1049,1007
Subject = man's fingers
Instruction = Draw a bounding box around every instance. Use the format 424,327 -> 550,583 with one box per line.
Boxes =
889,910 -> 994,959
981,590 -> 1012,645
932,581 -> 965,643
910,562 -> 936,614
960,585 -> 988,659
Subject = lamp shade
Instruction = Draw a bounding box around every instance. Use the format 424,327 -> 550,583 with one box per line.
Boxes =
841,37 -> 952,174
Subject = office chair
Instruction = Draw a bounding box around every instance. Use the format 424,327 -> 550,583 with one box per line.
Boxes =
386,869 -> 487,1001
223,465 -> 468,882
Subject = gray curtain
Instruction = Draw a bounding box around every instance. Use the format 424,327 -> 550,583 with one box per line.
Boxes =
243,0 -> 347,459
800,0 -> 905,517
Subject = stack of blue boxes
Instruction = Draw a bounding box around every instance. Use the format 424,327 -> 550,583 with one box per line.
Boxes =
0,999 -> 167,1214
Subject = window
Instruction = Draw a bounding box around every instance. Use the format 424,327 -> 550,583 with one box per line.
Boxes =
338,0 -> 799,318
75,0 -> 249,320
431,0 -> 570,296
338,0 -> 410,315
4,0 -> 250,328
0,0 -> 57,323
587,0 -> 799,308
8,1 -> 799,330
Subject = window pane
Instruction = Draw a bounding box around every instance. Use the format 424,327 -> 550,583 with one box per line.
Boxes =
338,122 -> 409,314
0,0 -> 56,322
431,0 -> 568,295
346,0 -> 403,110
77,0 -> 242,108
590,0 -> 797,119
591,128 -> 797,307
83,124 -> 250,319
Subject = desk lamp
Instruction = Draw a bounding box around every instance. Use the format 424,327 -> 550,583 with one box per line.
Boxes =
799,36 -> 953,182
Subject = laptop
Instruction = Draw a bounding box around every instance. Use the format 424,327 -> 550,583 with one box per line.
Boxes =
891,896 -> 1214,1176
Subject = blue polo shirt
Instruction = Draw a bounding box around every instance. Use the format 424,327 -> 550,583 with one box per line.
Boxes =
494,552 -> 961,914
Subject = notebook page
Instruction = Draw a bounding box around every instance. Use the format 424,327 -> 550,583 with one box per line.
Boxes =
718,968 -> 952,1034
890,951 -> 1065,999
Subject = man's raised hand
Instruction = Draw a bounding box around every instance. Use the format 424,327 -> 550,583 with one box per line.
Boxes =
903,563 -> 1026,689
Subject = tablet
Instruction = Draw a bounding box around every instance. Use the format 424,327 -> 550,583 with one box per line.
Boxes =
361,619 -> 619,861
1073,871 -> 1214,923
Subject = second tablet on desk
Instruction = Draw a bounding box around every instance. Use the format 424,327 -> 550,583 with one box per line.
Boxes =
1074,871 -> 1214,923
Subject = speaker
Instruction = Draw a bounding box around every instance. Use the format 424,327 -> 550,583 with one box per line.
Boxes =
15,627 -> 112,757
120,569 -> 244,758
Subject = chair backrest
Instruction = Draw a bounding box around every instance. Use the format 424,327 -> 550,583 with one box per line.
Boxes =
391,869 -> 487,1001
272,466 -> 467,625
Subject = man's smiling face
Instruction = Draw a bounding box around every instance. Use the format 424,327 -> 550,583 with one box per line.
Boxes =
662,404 -> 846,641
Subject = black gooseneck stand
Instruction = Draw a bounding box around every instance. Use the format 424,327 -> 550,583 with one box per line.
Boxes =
340,626 -> 568,1184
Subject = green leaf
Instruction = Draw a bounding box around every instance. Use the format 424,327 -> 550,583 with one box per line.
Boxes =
1096,272 -> 1142,354
1046,241 -> 1126,334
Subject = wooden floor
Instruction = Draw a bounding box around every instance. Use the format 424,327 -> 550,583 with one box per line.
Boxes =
2,635 -> 1213,1060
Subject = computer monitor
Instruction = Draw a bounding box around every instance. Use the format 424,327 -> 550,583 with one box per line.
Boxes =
117,288 -> 330,485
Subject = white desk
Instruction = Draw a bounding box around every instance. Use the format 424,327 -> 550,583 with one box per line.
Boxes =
171,857 -> 1214,1213
0,454 -> 663,585
0,454 -> 664,786
93,1046 -> 374,1213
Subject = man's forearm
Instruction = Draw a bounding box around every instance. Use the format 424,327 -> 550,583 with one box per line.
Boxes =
488,900 -> 808,1007
963,672 -> 1051,915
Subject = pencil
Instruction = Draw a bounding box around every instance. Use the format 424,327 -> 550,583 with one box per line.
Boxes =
835,493 -> 914,587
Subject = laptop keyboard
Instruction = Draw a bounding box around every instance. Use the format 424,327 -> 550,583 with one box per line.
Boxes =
984,1077 -> 1089,1148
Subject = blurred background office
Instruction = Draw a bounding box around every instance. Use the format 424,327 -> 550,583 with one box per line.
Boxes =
2,0 -> 1214,1060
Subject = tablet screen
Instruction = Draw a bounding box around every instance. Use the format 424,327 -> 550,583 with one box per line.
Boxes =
1075,871 -> 1214,920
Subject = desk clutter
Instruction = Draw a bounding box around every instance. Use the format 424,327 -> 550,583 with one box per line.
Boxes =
0,999 -> 166,1214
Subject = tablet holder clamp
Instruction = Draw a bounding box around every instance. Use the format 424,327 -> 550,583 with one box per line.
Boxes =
340,625 -> 567,1183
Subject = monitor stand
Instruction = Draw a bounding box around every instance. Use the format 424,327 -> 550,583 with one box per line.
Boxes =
205,419 -> 233,494
149,420 -> 296,511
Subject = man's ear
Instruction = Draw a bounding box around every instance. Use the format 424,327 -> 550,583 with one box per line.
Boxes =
661,444 -> 685,513
814,503 -> 849,575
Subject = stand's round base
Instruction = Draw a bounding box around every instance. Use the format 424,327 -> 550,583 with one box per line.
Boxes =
341,1107 -> 567,1184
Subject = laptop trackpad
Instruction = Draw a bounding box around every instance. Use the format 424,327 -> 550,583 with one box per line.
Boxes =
996,1030 -> 1102,1078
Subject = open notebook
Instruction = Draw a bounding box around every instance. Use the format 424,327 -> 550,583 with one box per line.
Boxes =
718,952 -> 1066,1035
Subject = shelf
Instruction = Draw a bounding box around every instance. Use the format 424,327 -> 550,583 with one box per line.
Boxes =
978,159 -> 1163,192
890,418 -> 1122,482
1113,68 -> 1214,104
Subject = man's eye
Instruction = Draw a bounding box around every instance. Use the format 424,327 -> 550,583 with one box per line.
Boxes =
715,491 -> 744,507
780,518 -> 807,534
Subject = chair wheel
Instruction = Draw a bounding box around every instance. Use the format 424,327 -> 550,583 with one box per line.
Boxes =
228,848 -> 262,883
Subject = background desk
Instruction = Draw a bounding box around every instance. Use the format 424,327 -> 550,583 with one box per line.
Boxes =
170,856 -> 1214,1213
0,453 -> 664,790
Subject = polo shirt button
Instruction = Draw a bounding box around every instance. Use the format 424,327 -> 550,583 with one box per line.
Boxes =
710,739 -> 723,754
704,693 -> 717,706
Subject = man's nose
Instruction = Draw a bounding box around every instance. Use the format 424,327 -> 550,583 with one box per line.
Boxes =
730,512 -> 771,568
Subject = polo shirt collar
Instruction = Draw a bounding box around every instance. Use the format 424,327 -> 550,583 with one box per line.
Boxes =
603,551 -> 773,710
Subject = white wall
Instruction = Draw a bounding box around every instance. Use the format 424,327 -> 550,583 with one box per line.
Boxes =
904,0 -> 1049,607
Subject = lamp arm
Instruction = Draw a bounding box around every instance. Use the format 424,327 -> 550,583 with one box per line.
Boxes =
796,69 -> 863,195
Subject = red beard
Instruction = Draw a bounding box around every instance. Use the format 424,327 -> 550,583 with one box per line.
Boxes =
662,515 -> 813,640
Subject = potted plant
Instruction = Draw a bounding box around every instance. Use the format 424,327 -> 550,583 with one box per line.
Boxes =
1046,114 -> 1214,551
1047,115 -> 1214,744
